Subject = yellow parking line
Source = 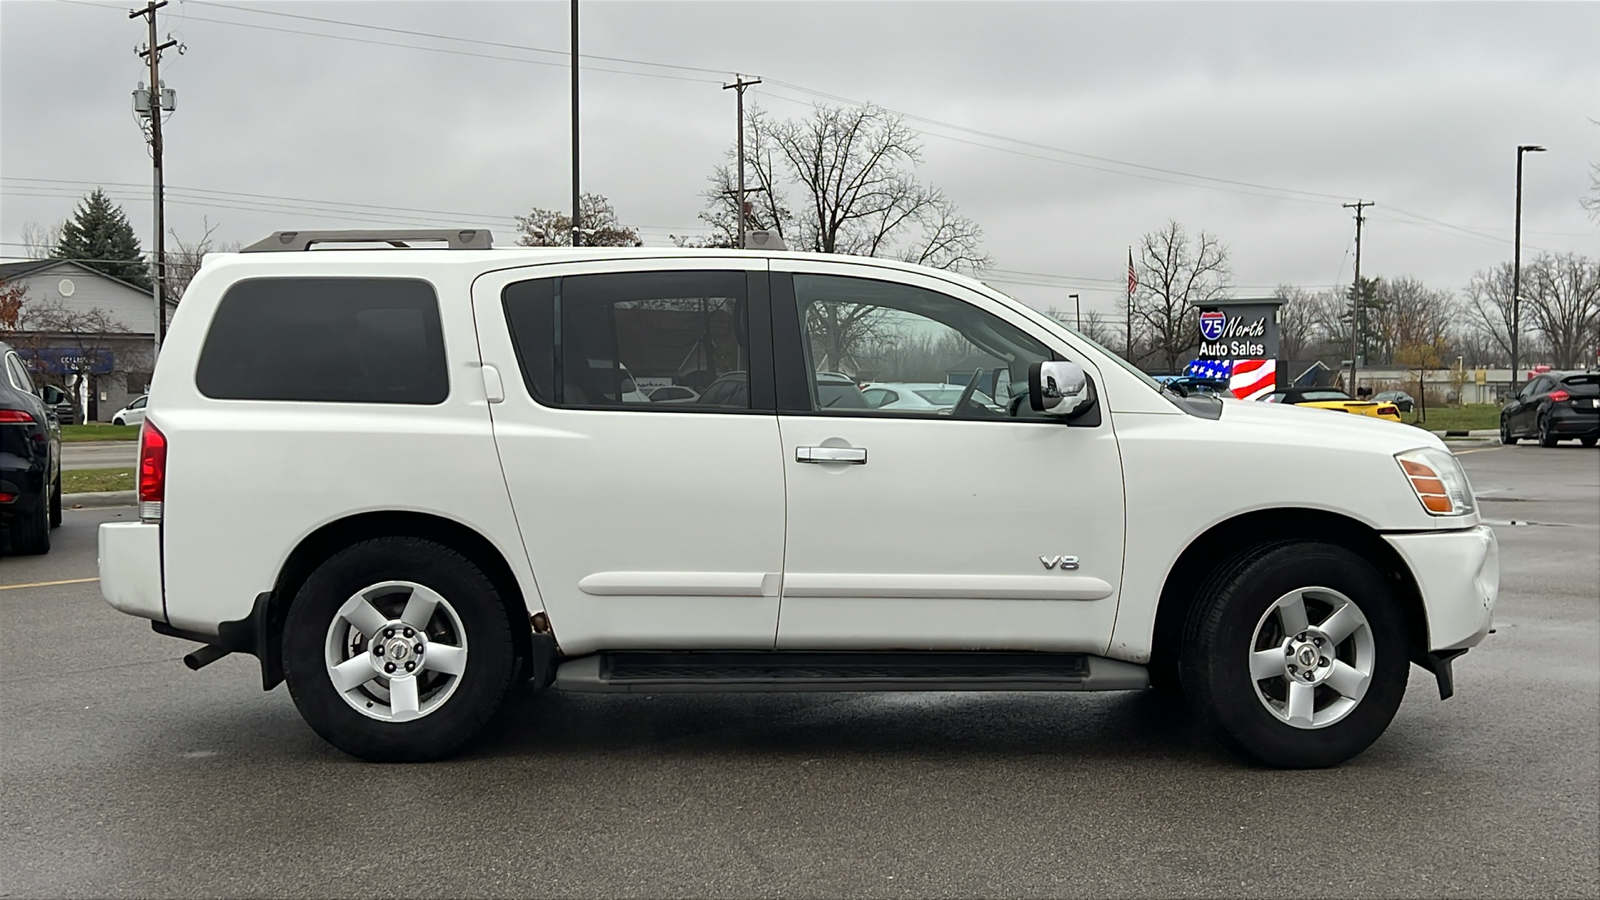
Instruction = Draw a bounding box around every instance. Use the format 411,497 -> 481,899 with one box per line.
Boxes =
0,577 -> 100,591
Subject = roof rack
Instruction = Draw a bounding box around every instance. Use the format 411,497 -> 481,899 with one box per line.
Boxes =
241,229 -> 494,252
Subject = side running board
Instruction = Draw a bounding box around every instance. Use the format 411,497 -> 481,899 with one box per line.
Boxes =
554,651 -> 1149,693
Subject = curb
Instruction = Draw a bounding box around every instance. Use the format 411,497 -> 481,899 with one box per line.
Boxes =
64,490 -> 136,509
1430,429 -> 1498,438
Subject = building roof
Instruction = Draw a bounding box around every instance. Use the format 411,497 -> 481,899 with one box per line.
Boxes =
0,258 -> 154,297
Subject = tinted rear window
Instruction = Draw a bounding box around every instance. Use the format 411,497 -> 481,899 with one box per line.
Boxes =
197,277 -> 447,403
1560,374 -> 1600,395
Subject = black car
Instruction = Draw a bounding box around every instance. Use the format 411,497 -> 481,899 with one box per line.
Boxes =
1501,371 -> 1600,447
1373,390 -> 1415,414
1,340 -> 64,554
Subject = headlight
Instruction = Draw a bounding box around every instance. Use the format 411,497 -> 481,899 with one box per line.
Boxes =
1395,447 -> 1476,516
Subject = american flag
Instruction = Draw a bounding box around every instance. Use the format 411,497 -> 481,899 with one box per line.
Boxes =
1185,358 -> 1278,400
1127,248 -> 1138,297
1186,359 -> 1231,380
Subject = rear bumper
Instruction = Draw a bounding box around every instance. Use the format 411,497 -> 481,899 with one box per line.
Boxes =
1384,525 -> 1498,652
98,521 -> 165,621
1548,408 -> 1599,436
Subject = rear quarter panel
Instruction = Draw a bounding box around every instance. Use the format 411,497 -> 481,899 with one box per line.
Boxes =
153,258 -> 541,635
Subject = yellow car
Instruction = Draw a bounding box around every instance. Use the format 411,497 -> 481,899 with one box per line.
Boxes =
1260,388 -> 1403,422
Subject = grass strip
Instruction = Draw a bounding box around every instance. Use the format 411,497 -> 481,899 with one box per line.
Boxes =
1403,404 -> 1501,432
63,467 -> 135,494
61,425 -> 140,442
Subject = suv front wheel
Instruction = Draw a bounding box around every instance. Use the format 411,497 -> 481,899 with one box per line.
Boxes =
283,537 -> 518,762
1181,542 -> 1409,768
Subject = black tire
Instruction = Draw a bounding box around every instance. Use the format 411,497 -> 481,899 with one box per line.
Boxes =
1180,542 -> 1409,768
49,474 -> 62,529
7,493 -> 51,555
1538,415 -> 1559,447
1499,415 -> 1517,445
283,537 -> 518,762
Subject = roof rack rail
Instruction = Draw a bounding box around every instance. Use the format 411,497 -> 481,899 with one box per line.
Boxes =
241,229 -> 494,252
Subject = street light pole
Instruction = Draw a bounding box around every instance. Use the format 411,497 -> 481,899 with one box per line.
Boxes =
1069,293 -> 1081,331
1511,144 -> 1545,390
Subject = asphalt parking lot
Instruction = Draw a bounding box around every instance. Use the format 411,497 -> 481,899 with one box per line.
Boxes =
2,444 -> 1595,898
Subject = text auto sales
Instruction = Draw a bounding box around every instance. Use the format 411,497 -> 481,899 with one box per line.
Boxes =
1199,316 -> 1268,358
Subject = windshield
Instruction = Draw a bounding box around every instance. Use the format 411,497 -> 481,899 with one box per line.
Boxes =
1301,390 -> 1353,401
1053,324 -> 1170,394
916,387 -> 996,406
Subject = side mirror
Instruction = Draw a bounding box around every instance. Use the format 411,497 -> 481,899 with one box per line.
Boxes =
39,385 -> 65,404
1029,361 -> 1093,417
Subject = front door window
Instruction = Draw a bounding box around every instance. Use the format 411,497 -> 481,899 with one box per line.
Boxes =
791,274 -> 1054,419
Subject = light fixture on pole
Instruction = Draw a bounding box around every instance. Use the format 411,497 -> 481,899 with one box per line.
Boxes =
1510,144 -> 1545,390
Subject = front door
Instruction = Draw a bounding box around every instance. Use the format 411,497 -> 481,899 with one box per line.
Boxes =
472,260 -> 785,655
770,262 -> 1127,653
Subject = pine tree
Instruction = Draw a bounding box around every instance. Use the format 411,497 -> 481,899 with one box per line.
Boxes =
54,188 -> 151,289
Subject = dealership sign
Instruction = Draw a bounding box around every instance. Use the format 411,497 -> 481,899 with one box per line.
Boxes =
17,347 -> 115,375
1196,299 -> 1284,360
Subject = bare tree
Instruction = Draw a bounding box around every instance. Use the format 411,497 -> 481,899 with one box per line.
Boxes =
1463,262 -> 1516,365
164,218 -> 242,303
1273,285 -> 1324,360
516,192 -> 641,247
1523,253 -> 1600,368
1368,276 -> 1456,366
1133,221 -> 1231,372
698,103 -> 990,272
1041,306 -> 1121,350
20,220 -> 63,258
1,296 -> 142,420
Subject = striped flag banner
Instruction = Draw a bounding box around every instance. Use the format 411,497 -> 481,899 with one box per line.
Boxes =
1184,358 -> 1278,401
1229,359 -> 1277,400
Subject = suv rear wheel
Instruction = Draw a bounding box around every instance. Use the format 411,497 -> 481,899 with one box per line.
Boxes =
283,537 -> 518,762
1181,542 -> 1409,768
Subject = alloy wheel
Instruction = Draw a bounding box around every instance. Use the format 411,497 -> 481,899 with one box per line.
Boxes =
323,580 -> 469,722
1249,587 -> 1375,729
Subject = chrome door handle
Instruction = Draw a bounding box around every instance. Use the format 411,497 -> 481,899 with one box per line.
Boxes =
796,446 -> 867,464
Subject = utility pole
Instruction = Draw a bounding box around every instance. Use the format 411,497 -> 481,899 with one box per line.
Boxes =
132,0 -> 177,362
1069,293 -> 1081,331
570,0 -> 581,247
722,75 -> 761,248
1342,200 -> 1373,393
1511,144 -> 1546,390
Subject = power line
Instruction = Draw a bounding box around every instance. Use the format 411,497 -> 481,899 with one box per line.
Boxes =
51,0 -> 1580,248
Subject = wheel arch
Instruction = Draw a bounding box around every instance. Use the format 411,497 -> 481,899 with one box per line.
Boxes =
258,511 -> 538,690
1149,508 -> 1428,685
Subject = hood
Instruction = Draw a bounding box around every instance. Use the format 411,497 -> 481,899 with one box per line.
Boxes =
1217,397 -> 1443,454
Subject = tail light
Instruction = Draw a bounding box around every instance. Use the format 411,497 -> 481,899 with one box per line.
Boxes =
1548,389 -> 1570,403
0,409 -> 36,423
138,420 -> 167,523
1378,405 -> 1398,416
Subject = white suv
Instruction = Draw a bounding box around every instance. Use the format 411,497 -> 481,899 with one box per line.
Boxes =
98,229 -> 1498,767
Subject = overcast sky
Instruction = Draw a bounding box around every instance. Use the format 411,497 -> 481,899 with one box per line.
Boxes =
3,0 -> 1596,318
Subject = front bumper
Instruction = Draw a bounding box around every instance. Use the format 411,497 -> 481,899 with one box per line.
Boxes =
1384,525 -> 1498,652
99,521 -> 165,621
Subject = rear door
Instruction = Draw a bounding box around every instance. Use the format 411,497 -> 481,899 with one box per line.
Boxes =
471,259 -> 786,655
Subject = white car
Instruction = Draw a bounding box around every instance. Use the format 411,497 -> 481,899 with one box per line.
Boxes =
98,229 -> 1496,767
862,382 -> 1002,413
111,394 -> 148,426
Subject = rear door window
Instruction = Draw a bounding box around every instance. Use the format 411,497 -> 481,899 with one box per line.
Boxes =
502,270 -> 769,411
197,278 -> 447,404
